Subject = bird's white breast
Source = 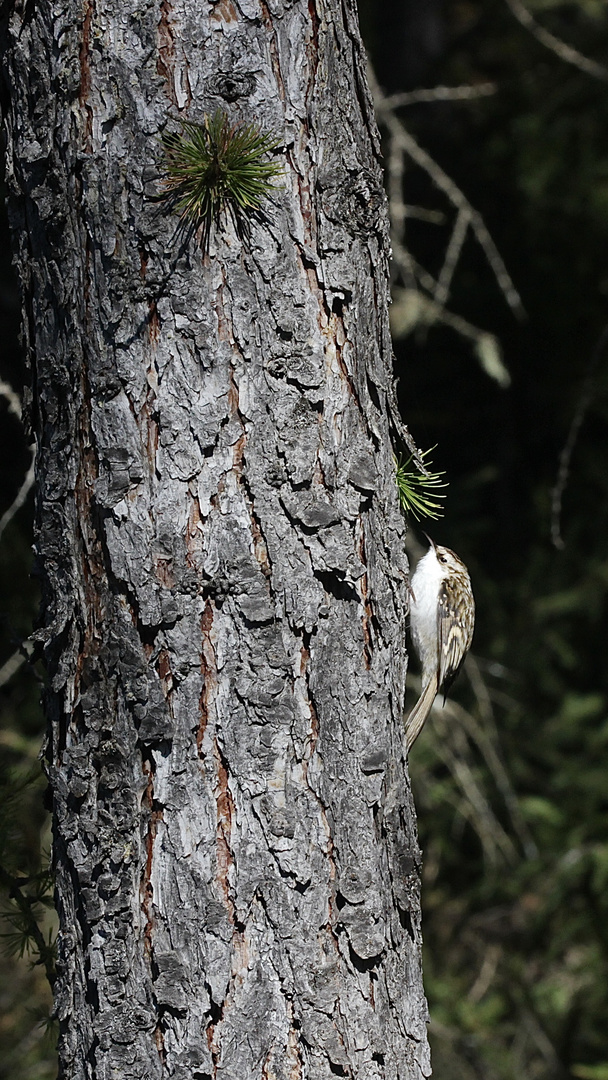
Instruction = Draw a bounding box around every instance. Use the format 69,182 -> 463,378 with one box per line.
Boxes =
409,549 -> 444,675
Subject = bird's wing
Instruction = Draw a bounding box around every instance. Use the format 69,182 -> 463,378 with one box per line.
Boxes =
438,575 -> 475,694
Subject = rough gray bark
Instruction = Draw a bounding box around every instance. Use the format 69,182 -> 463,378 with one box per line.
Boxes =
1,0 -> 430,1077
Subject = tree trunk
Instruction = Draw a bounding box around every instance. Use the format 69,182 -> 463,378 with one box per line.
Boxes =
0,0 -> 430,1076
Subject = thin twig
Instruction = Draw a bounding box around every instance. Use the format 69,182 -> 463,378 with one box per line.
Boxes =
391,284 -> 493,346
519,1006 -> 562,1070
0,639 -> 35,691
407,673 -> 519,865
468,943 -> 501,1003
383,82 -> 498,110
0,378 -> 22,420
390,284 -> 511,387
0,371 -> 36,539
551,324 -> 608,549
0,649 -> 26,689
0,729 -> 43,756
405,641 -> 536,861
387,381 -> 430,475
371,71 -> 525,319
402,206 -> 445,225
504,0 -> 608,83
464,654 -> 538,859
434,709 -> 518,865
433,207 -> 471,311
389,233 -> 439,296
369,60 -> 522,453
0,447 -> 35,542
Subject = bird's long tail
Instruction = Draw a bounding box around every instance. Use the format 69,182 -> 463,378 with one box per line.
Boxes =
404,675 -> 439,752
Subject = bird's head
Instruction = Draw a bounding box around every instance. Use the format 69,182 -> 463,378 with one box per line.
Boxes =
423,534 -> 468,577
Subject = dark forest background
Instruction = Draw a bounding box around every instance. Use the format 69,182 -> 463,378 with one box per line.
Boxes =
2,1 -> 608,1077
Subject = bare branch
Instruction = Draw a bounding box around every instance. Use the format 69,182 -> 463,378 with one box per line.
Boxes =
395,254 -> 438,297
468,943 -> 501,1003
0,649 -> 26,689
463,654 -> 538,859
0,378 -> 22,421
370,68 -> 525,320
369,60 -> 520,390
519,1009 -> 562,1072
0,378 -> 35,540
401,206 -> 445,225
407,671 -> 520,866
433,206 -> 471,311
432,704 -> 519,866
383,82 -> 497,110
504,0 -> 608,82
390,285 -> 510,387
0,448 -> 35,542
0,639 -> 35,691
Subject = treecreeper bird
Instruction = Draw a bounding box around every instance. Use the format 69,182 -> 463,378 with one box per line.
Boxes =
405,537 -> 475,751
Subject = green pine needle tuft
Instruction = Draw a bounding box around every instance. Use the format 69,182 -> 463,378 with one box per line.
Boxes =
160,110 -> 283,251
395,448 -> 447,521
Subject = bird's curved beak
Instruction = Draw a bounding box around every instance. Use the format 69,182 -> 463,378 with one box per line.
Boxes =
422,532 -> 436,550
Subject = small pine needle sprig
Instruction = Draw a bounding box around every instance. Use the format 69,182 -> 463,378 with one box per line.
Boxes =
395,447 -> 447,521
160,110 -> 283,252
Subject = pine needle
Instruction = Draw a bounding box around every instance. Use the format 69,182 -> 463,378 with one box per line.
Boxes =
395,447 -> 447,521
160,110 -> 283,252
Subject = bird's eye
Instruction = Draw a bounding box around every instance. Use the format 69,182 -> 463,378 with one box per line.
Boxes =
438,555 -> 447,564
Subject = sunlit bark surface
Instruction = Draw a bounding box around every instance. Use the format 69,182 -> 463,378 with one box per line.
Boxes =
1,0 -> 429,1075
